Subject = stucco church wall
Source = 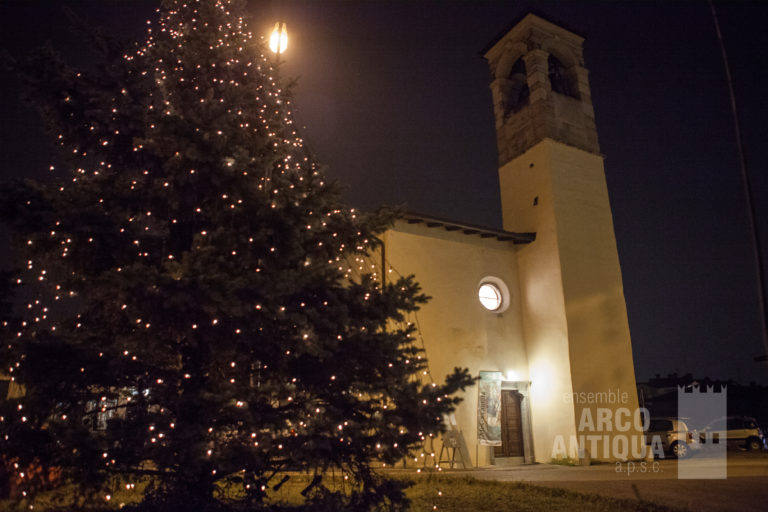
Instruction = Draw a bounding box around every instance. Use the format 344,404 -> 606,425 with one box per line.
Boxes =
546,141 -> 643,460
499,139 -> 642,461
383,222 -> 529,467
498,142 -> 579,461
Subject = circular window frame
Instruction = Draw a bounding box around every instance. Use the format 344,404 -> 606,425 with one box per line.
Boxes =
477,276 -> 510,313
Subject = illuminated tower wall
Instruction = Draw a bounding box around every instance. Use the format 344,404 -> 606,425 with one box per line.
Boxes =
484,13 -> 642,461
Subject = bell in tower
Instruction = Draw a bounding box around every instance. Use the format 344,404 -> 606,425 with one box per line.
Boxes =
484,13 -> 600,166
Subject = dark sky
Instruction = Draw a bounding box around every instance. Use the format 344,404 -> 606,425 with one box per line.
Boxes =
1,1 -> 767,384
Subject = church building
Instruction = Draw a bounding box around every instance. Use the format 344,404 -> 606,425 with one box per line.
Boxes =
380,13 -> 642,466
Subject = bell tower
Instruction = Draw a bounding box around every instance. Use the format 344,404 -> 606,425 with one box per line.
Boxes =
487,14 -> 599,167
484,14 -> 642,461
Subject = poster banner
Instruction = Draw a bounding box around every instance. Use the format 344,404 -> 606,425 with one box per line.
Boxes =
477,371 -> 502,446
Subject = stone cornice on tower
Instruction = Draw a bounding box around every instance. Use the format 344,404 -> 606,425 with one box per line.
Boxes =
480,11 -> 586,56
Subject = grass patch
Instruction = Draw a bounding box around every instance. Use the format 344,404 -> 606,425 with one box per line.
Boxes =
1,473 -> 689,511
404,475 -> 688,512
548,456 -> 580,467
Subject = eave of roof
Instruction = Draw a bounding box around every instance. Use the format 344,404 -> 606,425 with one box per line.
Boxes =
398,212 -> 535,245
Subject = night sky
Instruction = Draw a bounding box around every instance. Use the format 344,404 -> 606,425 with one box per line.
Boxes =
1,1 -> 767,384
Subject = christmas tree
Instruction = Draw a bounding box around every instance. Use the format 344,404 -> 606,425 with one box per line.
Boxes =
0,0 -> 473,510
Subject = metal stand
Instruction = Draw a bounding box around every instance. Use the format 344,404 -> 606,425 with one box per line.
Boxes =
438,430 -> 466,469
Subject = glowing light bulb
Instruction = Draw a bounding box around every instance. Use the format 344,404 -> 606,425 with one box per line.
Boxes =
269,22 -> 288,54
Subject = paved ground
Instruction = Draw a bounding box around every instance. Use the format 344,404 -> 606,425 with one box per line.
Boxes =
430,451 -> 768,512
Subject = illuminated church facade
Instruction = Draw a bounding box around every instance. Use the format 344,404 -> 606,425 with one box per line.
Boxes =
380,14 -> 642,466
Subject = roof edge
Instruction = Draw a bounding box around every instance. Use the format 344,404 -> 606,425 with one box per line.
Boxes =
396,212 -> 535,245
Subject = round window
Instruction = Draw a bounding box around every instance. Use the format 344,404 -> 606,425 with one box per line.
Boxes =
477,276 -> 510,313
478,283 -> 502,311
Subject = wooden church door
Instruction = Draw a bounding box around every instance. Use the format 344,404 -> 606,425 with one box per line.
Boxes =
494,390 -> 525,458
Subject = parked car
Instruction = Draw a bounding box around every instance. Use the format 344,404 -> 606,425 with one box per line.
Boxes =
699,416 -> 764,451
644,417 -> 697,458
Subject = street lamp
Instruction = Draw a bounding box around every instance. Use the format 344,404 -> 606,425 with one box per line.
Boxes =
269,22 -> 288,54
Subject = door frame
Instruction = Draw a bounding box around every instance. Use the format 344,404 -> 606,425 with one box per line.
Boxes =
491,380 -> 535,465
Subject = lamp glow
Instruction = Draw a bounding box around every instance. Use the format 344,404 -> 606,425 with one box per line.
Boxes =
269,22 -> 288,54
